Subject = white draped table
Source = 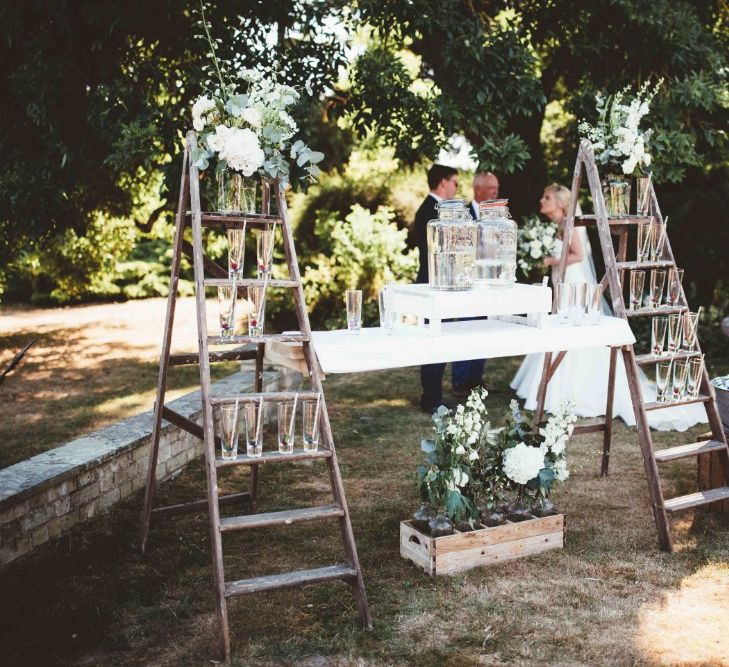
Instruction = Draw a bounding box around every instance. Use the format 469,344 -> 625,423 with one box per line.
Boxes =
311,315 -> 635,374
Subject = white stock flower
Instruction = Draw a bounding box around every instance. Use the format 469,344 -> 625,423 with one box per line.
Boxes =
554,459 -> 570,481
241,107 -> 262,129
192,95 -> 216,132
503,442 -> 544,485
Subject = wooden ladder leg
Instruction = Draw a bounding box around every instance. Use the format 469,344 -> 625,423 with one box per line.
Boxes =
533,351 -> 553,427
601,346 -> 618,477
140,153 -> 190,553
249,343 -> 265,513
621,346 -> 673,552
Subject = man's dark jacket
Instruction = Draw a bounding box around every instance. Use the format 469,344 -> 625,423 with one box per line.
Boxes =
413,194 -> 438,284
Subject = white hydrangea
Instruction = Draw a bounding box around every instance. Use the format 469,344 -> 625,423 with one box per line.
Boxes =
503,442 -> 544,485
191,95 -> 216,132
207,125 -> 265,177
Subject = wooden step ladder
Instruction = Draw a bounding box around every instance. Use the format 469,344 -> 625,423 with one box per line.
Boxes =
139,131 -> 371,660
542,139 -> 729,552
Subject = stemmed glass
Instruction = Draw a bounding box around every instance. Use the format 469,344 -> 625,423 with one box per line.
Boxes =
651,316 -> 667,357
629,270 -> 645,311
655,360 -> 672,404
672,359 -> 689,401
665,268 -> 684,307
649,269 -> 666,309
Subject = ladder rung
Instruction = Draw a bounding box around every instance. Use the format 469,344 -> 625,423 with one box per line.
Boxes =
211,390 -> 320,406
208,333 -> 309,345
664,487 -> 729,513
654,440 -> 728,463
204,278 -> 299,289
190,212 -> 283,227
615,260 -> 675,270
169,347 -> 256,366
634,351 -> 702,366
644,395 -> 712,411
626,306 -> 687,318
151,491 -> 251,519
224,564 -> 357,598
219,505 -> 344,532
575,214 -> 652,225
216,449 -> 332,468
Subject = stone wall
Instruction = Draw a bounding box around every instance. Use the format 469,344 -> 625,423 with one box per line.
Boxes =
0,365 -> 300,567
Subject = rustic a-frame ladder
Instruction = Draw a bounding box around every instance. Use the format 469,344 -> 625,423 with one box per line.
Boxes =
534,139 -> 729,553
139,131 -> 371,660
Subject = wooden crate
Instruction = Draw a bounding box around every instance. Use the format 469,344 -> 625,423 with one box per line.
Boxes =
400,514 -> 564,575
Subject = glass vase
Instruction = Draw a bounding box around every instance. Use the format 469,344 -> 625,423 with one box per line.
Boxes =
427,508 -> 454,537
217,170 -> 257,214
602,174 -> 631,217
531,497 -> 559,518
506,491 -> 535,522
412,504 -> 436,533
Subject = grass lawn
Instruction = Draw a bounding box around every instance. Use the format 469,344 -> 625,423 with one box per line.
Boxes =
2,357 -> 729,666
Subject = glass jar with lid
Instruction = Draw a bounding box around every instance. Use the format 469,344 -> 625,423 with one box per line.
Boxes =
426,199 -> 477,290
475,199 -> 517,287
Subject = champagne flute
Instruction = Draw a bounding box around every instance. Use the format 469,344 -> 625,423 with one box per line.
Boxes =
686,356 -> 704,400
666,313 -> 682,354
651,316 -> 668,357
636,220 -> 652,263
655,360 -> 672,403
649,269 -> 666,309
629,270 -> 645,311
672,359 -> 688,401
666,268 -> 684,307
650,221 -> 666,262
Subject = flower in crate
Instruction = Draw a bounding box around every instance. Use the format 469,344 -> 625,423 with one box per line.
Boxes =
503,442 -> 545,485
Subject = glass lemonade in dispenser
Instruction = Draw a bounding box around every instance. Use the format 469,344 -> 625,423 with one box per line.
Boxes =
426,199 -> 477,290
475,199 -> 517,287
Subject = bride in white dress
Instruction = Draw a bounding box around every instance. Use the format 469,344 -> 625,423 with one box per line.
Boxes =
511,184 -> 707,432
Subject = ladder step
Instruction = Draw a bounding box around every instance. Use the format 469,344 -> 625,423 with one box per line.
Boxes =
664,487 -> 729,513
654,440 -> 728,463
208,333 -> 309,345
626,305 -> 687,318
204,278 -> 299,289
634,351 -> 702,366
575,214 -> 652,225
224,564 -> 357,598
615,260 -> 675,270
644,394 -> 711,411
216,449 -> 332,468
211,390 -> 320,406
219,505 -> 344,532
190,212 -> 283,227
169,346 -> 256,366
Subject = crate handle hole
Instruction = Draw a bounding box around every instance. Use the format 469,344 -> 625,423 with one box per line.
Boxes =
408,535 -> 421,546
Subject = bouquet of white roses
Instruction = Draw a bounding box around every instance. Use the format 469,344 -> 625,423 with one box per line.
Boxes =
517,216 -> 560,278
189,4 -> 322,183
578,79 -> 663,176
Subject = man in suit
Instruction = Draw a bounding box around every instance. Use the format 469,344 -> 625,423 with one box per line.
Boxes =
468,171 -> 500,219
414,164 -> 485,412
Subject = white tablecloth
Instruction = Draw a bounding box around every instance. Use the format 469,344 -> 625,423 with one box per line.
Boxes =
311,316 -> 635,374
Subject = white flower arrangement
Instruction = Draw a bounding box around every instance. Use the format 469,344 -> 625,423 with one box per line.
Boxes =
712,376 -> 729,391
517,216 -> 560,277
189,5 -> 323,182
578,79 -> 663,176
503,442 -> 545,485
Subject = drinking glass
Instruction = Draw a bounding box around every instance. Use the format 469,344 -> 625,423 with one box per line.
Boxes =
302,399 -> 321,452
651,316 -> 668,357
345,289 -> 362,335
686,357 -> 704,400
667,313 -> 682,354
655,360 -> 672,403
636,176 -> 652,216
219,404 -> 240,461
244,402 -> 263,457
248,285 -> 266,337
672,359 -> 688,401
555,283 -> 570,324
649,269 -> 666,309
217,283 -> 237,338
378,285 -> 396,334
585,283 -> 604,325
650,221 -> 666,262
681,311 -> 699,352
277,401 -> 295,454
227,229 -> 245,280
255,227 -> 274,279
629,270 -> 645,311
666,268 -> 684,307
570,282 -> 587,325
636,220 -> 652,263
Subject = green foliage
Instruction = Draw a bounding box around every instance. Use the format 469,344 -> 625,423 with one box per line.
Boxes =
301,205 -> 418,329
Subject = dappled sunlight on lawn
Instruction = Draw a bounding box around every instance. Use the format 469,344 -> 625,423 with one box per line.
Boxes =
636,564 -> 729,665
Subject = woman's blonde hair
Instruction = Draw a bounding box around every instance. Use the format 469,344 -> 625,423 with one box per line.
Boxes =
544,183 -> 571,214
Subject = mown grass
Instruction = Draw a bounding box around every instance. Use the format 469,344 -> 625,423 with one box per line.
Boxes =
2,359 -> 729,666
